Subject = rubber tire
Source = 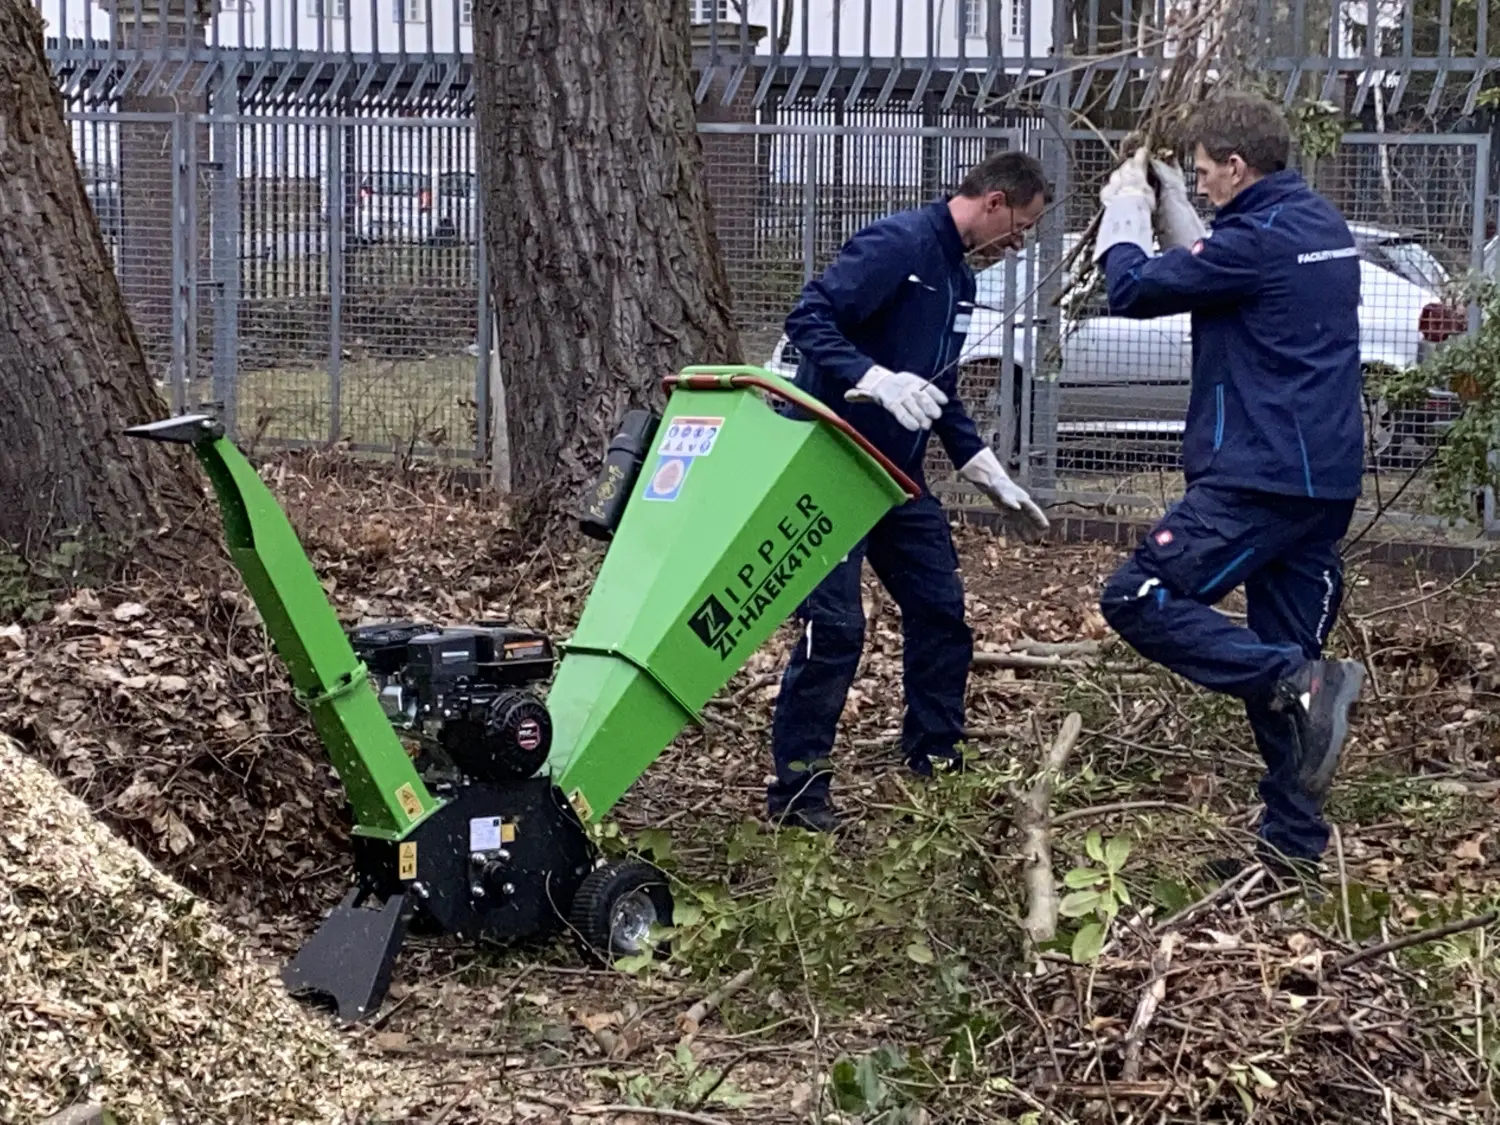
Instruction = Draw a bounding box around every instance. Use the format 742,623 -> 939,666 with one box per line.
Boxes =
568,858 -> 674,965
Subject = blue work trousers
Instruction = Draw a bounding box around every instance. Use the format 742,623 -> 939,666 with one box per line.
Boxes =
1099,484 -> 1356,859
767,493 -> 972,814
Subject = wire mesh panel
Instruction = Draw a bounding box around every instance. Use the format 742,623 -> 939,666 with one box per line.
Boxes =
229,115 -> 480,456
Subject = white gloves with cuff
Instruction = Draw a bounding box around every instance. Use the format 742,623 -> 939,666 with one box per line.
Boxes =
960,447 -> 1050,532
845,365 -> 948,432
1150,157 -> 1207,250
1093,147 -> 1155,263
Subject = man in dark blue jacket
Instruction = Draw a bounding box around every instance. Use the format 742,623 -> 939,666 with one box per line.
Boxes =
767,150 -> 1052,832
1093,91 -> 1367,880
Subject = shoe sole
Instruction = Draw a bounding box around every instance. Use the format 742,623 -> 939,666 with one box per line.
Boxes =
1301,661 -> 1366,799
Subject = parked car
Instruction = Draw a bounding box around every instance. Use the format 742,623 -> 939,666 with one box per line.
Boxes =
765,224 -> 1463,468
354,167 -> 476,246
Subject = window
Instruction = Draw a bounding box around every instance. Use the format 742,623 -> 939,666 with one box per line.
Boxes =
961,0 -> 985,39
459,0 -> 471,22
691,0 -> 730,23
307,0 -> 345,16
1009,0 -> 1025,38
393,0 -> 425,21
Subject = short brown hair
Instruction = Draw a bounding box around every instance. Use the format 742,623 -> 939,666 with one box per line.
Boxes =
1182,91 -> 1291,175
957,150 -> 1051,207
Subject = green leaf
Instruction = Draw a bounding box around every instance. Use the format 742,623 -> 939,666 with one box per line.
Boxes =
1249,1064 -> 1278,1089
1058,889 -> 1102,918
1071,921 -> 1107,963
672,901 -> 703,928
1114,881 -> 1132,906
826,895 -> 849,918
612,952 -> 653,975
1085,829 -> 1105,862
1063,867 -> 1101,888
635,828 -> 673,863
1104,833 -> 1133,870
906,940 -> 936,964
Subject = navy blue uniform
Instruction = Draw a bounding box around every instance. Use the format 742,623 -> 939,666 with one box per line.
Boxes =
1098,170 -> 1365,859
769,198 -> 984,816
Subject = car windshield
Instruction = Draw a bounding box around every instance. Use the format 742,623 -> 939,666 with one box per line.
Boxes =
364,172 -> 424,196
1354,235 -> 1450,292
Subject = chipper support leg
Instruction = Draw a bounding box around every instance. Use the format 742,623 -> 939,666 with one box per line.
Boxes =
281,888 -> 416,1023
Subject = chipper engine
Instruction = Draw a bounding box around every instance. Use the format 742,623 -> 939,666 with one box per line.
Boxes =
125,366 -> 919,1022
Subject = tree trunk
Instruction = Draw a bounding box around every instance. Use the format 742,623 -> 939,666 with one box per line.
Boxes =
0,0 -> 204,571
472,0 -> 743,506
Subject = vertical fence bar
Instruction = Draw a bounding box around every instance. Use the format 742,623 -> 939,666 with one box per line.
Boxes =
211,109 -> 241,437
171,113 -> 188,414
801,132 -> 819,284
475,178 -> 492,465
328,123 -> 345,447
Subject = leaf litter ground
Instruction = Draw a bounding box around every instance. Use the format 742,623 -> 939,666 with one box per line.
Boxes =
2,452 -> 1498,1123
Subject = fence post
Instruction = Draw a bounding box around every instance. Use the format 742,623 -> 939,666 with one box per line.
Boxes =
1028,108 -> 1068,497
801,132 -> 818,285
170,113 -> 188,415
475,189 -> 492,466
328,124 -> 345,448
210,104 -> 241,438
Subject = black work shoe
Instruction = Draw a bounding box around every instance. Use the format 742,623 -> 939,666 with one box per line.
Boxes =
1269,659 -> 1366,800
769,804 -> 839,834
908,752 -> 968,778
1202,852 -> 1325,900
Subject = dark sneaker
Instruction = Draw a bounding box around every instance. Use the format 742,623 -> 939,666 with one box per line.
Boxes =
1270,659 -> 1366,800
1202,849 -> 1325,903
908,752 -> 968,778
769,803 -> 839,834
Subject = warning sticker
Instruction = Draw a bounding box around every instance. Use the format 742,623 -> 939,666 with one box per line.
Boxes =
469,815 -> 503,852
657,416 -> 724,459
395,783 -> 423,821
643,455 -> 692,503
398,841 -> 417,880
688,492 -> 834,661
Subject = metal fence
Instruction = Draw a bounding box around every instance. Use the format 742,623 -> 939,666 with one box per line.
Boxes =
38,0 -> 1500,534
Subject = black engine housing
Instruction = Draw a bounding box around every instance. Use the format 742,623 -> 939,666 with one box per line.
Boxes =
349,619 -> 557,783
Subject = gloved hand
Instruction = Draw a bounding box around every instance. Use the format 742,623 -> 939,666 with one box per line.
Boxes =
1150,156 -> 1207,250
845,365 -> 948,432
959,447 -> 1050,531
1093,147 -> 1155,263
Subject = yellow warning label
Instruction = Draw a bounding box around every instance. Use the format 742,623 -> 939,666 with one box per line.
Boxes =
398,841 -> 417,880
395,783 -> 423,821
568,788 -> 593,823
501,822 -> 517,844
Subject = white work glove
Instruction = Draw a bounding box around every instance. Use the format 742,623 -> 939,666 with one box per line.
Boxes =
1150,157 -> 1207,250
960,447 -> 1050,532
845,365 -> 948,432
1093,147 -> 1155,263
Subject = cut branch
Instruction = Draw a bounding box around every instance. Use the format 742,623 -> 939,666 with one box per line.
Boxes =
1013,711 -> 1083,948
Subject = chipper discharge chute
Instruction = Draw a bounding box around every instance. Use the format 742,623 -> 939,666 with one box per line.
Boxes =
124,366 -> 917,1022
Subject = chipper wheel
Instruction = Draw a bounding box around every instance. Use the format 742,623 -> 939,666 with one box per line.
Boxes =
569,858 -> 675,965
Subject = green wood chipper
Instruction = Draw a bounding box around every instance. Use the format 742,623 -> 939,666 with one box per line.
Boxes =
125,366 -> 919,1022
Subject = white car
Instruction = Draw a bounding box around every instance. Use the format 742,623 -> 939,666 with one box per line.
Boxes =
766,223 -> 1463,467
354,168 -> 476,246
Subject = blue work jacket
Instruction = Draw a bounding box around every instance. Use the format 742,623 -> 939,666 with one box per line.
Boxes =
1102,170 -> 1365,501
782,198 -> 987,489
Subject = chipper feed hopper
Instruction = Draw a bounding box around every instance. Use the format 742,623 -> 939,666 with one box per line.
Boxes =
125,366 -> 919,1022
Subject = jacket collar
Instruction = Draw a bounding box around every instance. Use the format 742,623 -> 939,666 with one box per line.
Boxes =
1215,168 -> 1305,220
926,197 -> 970,266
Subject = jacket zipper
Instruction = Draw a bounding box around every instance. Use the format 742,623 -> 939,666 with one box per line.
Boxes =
1213,384 -> 1225,451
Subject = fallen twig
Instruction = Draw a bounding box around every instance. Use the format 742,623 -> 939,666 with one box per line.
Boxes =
1334,911 -> 1498,972
1152,863 -> 1258,934
678,966 -> 757,1042
1012,711 -> 1083,948
1121,932 -> 1183,1081
1053,799 -> 1198,825
570,1105 -> 733,1125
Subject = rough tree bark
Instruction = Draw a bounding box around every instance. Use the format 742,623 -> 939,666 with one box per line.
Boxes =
0,0 -> 204,570
473,0 -> 744,504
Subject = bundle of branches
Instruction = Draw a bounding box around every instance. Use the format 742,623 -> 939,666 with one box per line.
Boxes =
1055,0 -> 1257,327
1004,895 -> 1496,1123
